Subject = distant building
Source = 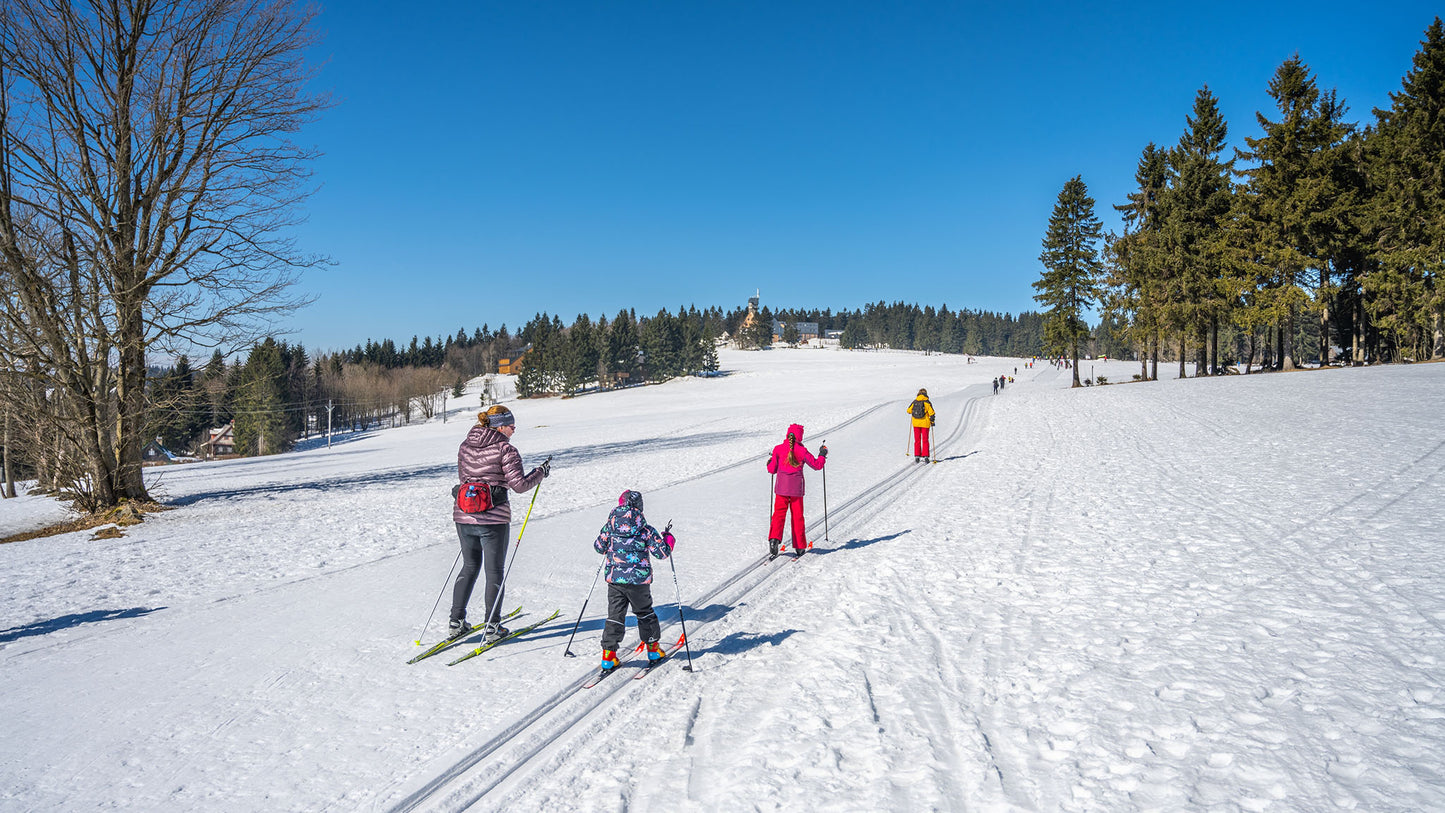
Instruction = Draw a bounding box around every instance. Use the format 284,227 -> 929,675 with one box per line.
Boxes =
498,344 -> 532,375
141,437 -> 179,464
202,422 -> 235,458
772,320 -> 820,343
740,289 -> 763,333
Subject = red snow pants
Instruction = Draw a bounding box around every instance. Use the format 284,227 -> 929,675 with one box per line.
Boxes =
913,425 -> 931,458
769,494 -> 807,552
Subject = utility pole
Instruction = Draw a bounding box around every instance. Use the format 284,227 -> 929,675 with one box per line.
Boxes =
326,399 -> 334,449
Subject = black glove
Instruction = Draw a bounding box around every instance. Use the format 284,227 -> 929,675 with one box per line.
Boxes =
538,459 -> 551,478
819,445 -> 828,458
929,417 -> 935,427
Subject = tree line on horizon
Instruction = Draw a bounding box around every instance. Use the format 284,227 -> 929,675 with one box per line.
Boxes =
2,295 -> 1050,502
146,300 -> 1047,454
508,302 -> 1049,397
1034,18 -> 1445,387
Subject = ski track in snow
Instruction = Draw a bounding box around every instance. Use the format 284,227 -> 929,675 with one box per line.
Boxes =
2,352 -> 1443,812
487,363 -> 1445,813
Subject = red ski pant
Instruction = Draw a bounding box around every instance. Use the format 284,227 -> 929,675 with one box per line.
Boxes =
913,425 -> 931,457
769,494 -> 807,551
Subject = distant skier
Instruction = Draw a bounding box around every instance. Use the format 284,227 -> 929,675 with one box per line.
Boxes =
907,388 -> 935,462
448,405 -> 550,642
766,424 -> 827,557
992,377 -> 999,395
594,490 -> 675,674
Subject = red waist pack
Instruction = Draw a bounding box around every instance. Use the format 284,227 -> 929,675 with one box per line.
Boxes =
456,482 -> 493,513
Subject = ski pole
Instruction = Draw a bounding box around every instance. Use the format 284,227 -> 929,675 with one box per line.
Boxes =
821,439 -> 829,543
663,521 -> 694,672
413,549 -> 462,646
481,457 -> 549,630
769,470 -> 776,543
563,558 -> 606,657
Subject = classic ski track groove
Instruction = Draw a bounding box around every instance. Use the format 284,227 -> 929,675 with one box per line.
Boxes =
383,385 -> 987,813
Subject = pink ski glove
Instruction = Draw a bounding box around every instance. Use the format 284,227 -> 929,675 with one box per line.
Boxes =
664,533 -> 676,550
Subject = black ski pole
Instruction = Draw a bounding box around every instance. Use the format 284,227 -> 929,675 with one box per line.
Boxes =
563,558 -> 606,657
413,549 -> 462,646
664,522 -> 694,671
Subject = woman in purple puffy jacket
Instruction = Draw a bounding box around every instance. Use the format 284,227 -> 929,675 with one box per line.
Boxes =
448,405 -> 548,641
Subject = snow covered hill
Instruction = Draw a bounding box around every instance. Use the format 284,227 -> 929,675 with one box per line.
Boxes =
2,350 -> 1441,812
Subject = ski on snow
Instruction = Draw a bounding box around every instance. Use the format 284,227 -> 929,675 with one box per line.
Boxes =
446,609 -> 562,666
633,636 -> 686,680
769,541 -> 815,562
407,606 -> 522,665
582,634 -> 686,688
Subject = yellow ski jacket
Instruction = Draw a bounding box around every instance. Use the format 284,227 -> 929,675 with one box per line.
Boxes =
907,397 -> 935,428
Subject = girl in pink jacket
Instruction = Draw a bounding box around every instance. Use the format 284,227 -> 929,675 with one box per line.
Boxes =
766,423 -> 827,557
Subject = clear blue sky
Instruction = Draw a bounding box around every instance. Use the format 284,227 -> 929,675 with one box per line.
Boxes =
288,1 -> 1439,353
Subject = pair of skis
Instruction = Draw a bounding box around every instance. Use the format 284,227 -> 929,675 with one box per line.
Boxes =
582,633 -> 687,688
407,607 -> 561,666
769,540 -> 814,562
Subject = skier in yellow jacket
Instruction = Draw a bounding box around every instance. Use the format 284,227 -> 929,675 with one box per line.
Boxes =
907,388 -> 935,462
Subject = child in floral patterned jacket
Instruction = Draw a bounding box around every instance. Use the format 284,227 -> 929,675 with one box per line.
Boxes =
594,490 -> 676,672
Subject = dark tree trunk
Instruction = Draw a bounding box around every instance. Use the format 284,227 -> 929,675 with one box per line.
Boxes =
2,405 -> 15,499
1353,296 -> 1365,365
1195,319 -> 1210,376
1210,313 -> 1220,374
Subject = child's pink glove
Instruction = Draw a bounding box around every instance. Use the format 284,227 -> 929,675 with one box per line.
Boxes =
664,533 -> 676,550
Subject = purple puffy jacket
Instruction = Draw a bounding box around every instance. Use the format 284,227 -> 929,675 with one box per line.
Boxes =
453,423 -> 546,525
766,423 -> 824,497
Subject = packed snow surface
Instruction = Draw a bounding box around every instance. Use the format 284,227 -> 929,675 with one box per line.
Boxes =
1,349 -> 1442,812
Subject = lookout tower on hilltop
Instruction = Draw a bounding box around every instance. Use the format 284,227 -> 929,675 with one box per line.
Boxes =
742,289 -> 761,330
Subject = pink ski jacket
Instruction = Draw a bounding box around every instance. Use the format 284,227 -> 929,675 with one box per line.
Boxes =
767,423 -> 824,497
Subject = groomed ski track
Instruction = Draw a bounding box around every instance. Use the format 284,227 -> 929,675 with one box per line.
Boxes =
378,381 -> 993,813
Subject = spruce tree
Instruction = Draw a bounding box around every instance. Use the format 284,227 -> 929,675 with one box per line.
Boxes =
702,336 -> 720,375
1035,175 -> 1104,387
1163,86 -> 1236,376
1237,57 -> 1350,369
234,340 -> 287,455
607,309 -> 639,383
1108,143 -> 1171,380
1368,17 -> 1445,359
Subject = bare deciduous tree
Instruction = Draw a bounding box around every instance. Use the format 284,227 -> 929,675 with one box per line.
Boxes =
0,0 -> 328,511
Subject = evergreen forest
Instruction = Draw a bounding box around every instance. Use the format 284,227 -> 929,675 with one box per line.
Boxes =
1033,21 -> 1445,384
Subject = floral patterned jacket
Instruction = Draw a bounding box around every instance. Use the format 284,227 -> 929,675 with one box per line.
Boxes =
594,504 -> 671,585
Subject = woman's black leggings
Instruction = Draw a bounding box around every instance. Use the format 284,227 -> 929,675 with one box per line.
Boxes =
450,522 -> 508,625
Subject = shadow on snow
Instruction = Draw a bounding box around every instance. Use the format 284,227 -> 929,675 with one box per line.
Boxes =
0,606 -> 166,643
809,529 -> 911,556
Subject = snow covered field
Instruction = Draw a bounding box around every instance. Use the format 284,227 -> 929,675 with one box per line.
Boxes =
1,349 -> 1441,812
